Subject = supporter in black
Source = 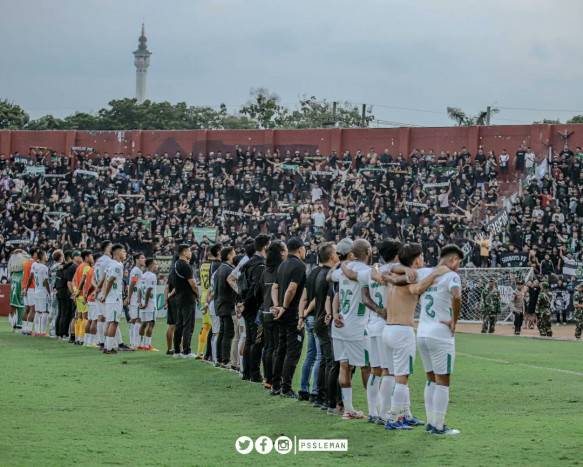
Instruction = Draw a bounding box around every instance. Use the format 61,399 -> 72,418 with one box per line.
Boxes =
213,247 -> 237,366
54,250 -> 72,339
271,236 -> 306,398
312,242 -> 339,410
239,234 -> 270,382
172,244 -> 200,359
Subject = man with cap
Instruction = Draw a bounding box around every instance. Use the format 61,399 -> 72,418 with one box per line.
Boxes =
270,236 -> 307,398
480,279 -> 501,334
510,280 -> 526,335
535,282 -> 553,337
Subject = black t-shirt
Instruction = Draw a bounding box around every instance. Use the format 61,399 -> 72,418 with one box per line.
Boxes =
313,265 -> 331,327
174,259 -> 196,303
276,255 -> 306,321
64,263 -> 78,284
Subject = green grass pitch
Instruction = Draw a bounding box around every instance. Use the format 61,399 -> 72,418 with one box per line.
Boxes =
1,318 -> 581,466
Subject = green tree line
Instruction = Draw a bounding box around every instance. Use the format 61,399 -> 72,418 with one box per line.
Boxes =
0,88 -> 374,131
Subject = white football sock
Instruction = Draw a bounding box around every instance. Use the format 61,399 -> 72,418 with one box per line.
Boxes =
379,375 -> 394,419
105,336 -> 112,351
366,375 -> 380,417
424,381 -> 436,426
96,321 -> 105,344
115,327 -> 122,345
41,313 -> 48,334
211,334 -> 218,363
146,336 -> 152,347
341,387 -> 354,413
433,385 -> 450,431
402,385 -> 413,419
129,323 -> 134,346
135,326 -> 141,346
86,333 -> 93,345
389,383 -> 407,422
34,314 -> 41,333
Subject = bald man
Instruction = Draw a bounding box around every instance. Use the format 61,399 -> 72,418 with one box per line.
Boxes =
331,239 -> 373,420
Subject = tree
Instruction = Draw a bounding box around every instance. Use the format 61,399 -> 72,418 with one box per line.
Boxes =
447,106 -> 499,126
533,118 -> 561,124
0,99 -> 30,129
62,112 -> 102,130
239,88 -> 288,129
283,96 -> 374,129
567,115 -> 583,124
25,114 -> 64,130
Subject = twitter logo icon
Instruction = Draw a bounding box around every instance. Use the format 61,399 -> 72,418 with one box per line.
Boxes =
236,436 -> 254,454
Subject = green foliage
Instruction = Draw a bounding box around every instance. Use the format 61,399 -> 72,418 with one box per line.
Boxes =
447,106 -> 499,126
533,118 -> 561,124
0,99 -> 30,129
1,319 -> 581,465
239,88 -> 289,129
284,96 -> 374,129
567,115 -> 583,124
5,90 -> 376,131
25,114 -> 65,130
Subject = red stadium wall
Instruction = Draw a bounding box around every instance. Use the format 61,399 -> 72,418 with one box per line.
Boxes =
1,124 -> 582,169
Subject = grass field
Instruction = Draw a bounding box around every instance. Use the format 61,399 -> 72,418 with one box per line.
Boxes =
1,318 -> 582,466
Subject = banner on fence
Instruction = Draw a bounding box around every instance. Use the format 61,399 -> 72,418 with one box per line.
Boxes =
14,155 -> 34,166
154,255 -> 174,276
72,146 -> 95,152
499,252 -> 529,267
193,228 -> 217,243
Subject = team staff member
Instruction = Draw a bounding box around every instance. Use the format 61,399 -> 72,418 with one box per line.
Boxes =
164,256 -> 178,355
239,234 -> 270,383
172,244 -> 200,359
312,242 -> 340,411
213,247 -> 237,366
271,237 -> 307,398
55,251 -> 73,339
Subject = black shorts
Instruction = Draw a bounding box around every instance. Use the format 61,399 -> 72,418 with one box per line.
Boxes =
167,297 -> 177,326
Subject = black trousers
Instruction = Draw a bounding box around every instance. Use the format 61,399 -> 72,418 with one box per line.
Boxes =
272,318 -> 304,393
56,291 -> 71,338
243,314 -> 263,379
218,315 -> 235,364
513,312 -> 523,334
315,322 -> 338,408
173,300 -> 195,355
262,320 -> 277,385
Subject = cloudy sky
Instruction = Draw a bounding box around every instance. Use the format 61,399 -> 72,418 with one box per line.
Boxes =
2,0 -> 583,126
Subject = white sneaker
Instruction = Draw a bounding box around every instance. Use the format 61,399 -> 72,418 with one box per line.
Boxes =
173,353 -> 184,358
183,353 -> 197,359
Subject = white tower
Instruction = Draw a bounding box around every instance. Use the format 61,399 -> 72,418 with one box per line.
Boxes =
133,23 -> 151,104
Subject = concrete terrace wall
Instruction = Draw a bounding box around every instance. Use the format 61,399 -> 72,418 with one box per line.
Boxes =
1,125 -> 583,168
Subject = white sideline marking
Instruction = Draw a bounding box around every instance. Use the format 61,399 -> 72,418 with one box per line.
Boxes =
458,352 -> 583,377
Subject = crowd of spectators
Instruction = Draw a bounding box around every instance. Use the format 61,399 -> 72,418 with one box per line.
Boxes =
1,142 -> 582,285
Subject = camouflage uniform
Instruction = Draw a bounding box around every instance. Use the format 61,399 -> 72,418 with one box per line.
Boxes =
480,286 -> 501,333
535,289 -> 553,337
574,290 -> 583,340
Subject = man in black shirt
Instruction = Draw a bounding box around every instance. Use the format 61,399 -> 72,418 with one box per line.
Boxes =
311,242 -> 340,410
165,256 -> 177,355
213,247 -> 237,366
172,244 -> 200,358
239,234 -> 270,382
63,250 -> 82,342
271,237 -> 306,398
